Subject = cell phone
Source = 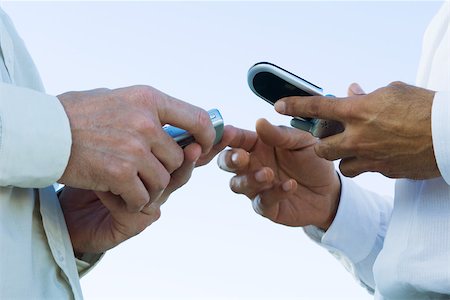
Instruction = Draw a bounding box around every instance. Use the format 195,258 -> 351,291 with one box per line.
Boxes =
247,62 -> 344,138
163,108 -> 224,148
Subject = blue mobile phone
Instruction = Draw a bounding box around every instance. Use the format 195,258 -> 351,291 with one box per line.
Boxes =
163,109 -> 224,148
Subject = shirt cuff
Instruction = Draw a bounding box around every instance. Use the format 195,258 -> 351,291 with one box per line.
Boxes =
431,91 -> 450,185
305,175 -> 386,264
0,83 -> 71,187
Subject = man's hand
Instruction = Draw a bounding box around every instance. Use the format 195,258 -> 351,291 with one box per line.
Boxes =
275,82 -> 438,179
57,86 -> 215,213
217,119 -> 340,230
60,126 -> 236,254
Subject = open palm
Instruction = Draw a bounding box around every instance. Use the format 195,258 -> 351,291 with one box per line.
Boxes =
220,119 -> 340,229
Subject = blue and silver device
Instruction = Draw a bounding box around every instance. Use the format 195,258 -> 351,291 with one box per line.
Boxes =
163,109 -> 224,148
247,62 -> 344,138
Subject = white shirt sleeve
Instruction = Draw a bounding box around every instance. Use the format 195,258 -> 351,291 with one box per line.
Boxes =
0,83 -> 71,188
304,175 -> 393,293
432,91 -> 450,185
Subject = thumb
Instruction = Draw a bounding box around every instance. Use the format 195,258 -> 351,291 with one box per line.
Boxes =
255,118 -> 316,150
348,82 -> 366,96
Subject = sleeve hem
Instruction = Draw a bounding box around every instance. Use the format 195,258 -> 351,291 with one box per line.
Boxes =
431,91 -> 450,185
319,175 -> 387,263
0,83 -> 71,187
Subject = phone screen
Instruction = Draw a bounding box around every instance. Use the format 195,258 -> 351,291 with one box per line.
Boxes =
252,72 -> 313,104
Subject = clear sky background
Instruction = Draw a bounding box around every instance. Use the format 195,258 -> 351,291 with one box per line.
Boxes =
1,1 -> 444,299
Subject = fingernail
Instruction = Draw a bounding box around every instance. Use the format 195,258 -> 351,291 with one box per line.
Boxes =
282,181 -> 292,192
274,101 -> 286,114
231,153 -> 239,165
255,170 -> 267,183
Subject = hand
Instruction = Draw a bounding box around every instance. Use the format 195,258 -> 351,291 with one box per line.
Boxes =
217,119 -> 340,230
275,82 -> 438,179
60,126 -> 236,254
57,86 -> 215,212
60,143 -> 202,254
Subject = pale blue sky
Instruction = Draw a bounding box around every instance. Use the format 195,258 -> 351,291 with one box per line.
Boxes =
1,1 -> 444,299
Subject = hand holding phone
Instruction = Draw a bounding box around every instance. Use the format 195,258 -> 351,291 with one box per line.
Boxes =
247,62 -> 344,138
163,109 -> 224,148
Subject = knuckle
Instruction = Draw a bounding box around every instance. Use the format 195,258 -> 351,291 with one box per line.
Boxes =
197,109 -> 211,127
342,100 -> 355,119
110,160 -> 135,183
149,208 -> 162,224
176,148 -> 185,166
195,109 -> 213,137
230,176 -> 244,194
126,202 -> 142,213
138,208 -> 162,231
283,98 -> 299,114
314,143 -> 328,159
135,85 -> 155,99
376,162 -> 393,177
154,172 -> 170,192
306,99 -> 321,117
135,193 -> 150,208
339,161 -> 357,178
132,114 -> 158,133
388,81 -> 406,87
128,139 -> 148,159
131,85 -> 159,108
171,148 -> 184,170
340,131 -> 361,154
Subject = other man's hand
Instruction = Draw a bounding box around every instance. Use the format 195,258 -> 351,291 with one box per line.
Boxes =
217,120 -> 340,230
275,82 -> 438,179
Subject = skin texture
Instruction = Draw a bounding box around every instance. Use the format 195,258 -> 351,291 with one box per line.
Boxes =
217,120 -> 341,230
57,86 -> 216,213
59,126 -> 237,254
275,82 -> 439,179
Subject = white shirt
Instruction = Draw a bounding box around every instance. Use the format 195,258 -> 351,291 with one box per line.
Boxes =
305,2 -> 450,299
0,7 -> 97,300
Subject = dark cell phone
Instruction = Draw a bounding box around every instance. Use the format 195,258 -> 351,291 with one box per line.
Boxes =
247,62 -> 343,138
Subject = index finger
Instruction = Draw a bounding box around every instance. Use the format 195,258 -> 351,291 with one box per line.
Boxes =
274,96 -> 350,123
154,89 -> 216,153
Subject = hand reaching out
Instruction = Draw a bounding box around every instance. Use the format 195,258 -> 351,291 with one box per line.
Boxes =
217,119 -> 341,230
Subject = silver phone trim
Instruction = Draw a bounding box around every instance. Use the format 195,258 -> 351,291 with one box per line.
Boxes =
247,63 -> 323,105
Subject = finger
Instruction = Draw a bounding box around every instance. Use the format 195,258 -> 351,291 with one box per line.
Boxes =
196,125 -> 239,167
255,118 -> 316,150
229,167 -> 275,199
160,143 -> 202,201
252,179 -> 298,216
155,91 -> 215,154
339,157 -> 373,177
217,149 -> 250,173
314,134 -> 350,161
96,191 -> 125,214
274,95 -> 349,123
109,176 -> 149,213
138,154 -> 171,205
348,82 -> 366,96
123,129 -> 183,176
149,128 -> 185,174
226,127 -> 259,152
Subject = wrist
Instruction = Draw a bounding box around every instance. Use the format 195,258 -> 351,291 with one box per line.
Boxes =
315,172 -> 341,231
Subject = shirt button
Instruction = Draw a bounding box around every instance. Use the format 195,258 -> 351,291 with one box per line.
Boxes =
56,250 -> 65,262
